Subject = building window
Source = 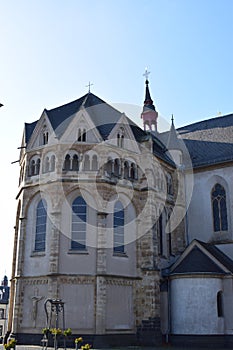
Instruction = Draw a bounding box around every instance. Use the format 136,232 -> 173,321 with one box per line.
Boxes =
72,154 -> 79,171
158,213 -> 163,255
51,155 -> 56,172
0,309 -> 4,319
217,291 -> 224,317
0,325 -> 2,336
43,131 -> 49,145
211,184 -> 228,232
77,128 -> 86,142
83,154 -> 90,171
123,161 -> 129,179
117,128 -> 124,147
35,199 -> 47,251
71,197 -> 86,250
92,155 -> 98,171
113,158 -> 121,177
113,201 -> 124,253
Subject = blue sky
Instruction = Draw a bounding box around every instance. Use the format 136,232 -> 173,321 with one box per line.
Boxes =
0,0 -> 232,278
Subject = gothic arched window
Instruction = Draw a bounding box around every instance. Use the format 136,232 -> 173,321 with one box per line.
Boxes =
44,156 -> 50,173
71,196 -> 87,250
51,155 -> 56,172
84,154 -> 90,171
64,154 -> 71,171
72,154 -> 79,171
123,161 -> 129,179
211,184 -> 228,232
113,201 -> 124,253
35,199 -> 47,251
92,155 -> 98,171
113,158 -> 120,177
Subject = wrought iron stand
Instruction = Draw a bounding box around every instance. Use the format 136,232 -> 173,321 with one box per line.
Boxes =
42,298 -> 66,350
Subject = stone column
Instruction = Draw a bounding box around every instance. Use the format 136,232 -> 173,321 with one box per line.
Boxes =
95,212 -> 107,334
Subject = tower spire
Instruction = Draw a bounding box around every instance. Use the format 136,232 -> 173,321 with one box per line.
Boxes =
141,68 -> 158,132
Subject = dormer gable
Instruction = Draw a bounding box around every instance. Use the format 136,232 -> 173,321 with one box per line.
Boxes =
26,110 -> 56,150
107,113 -> 141,154
59,108 -> 103,144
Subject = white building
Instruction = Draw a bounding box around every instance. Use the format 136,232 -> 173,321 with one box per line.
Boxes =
0,276 -> 10,343
6,79 -> 233,347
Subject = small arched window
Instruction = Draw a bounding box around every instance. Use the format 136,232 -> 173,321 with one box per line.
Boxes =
211,183 -> 228,232
113,201 -> 124,253
35,199 -> 47,251
72,154 -> 79,171
117,134 -> 120,147
123,161 -> 129,179
84,154 -> 90,171
50,155 -> 56,172
44,157 -> 50,173
130,163 -> 137,179
71,197 -> 87,250
64,154 -> 71,171
92,155 -> 98,171
36,159 -> 40,175
120,134 -> 124,148
77,128 -> 86,142
30,160 -> 36,176
113,158 -> 120,177
82,129 -> 86,142
166,173 -> 173,195
217,291 -> 224,317
43,132 -> 49,145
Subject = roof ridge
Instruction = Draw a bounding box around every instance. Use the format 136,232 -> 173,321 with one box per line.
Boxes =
178,113 -> 233,132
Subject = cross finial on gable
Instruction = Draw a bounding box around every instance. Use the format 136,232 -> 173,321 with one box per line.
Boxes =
143,67 -> 150,81
86,81 -> 94,93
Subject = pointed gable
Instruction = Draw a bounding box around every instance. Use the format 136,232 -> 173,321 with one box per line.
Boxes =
46,93 -> 123,140
169,240 -> 233,276
172,246 -> 226,274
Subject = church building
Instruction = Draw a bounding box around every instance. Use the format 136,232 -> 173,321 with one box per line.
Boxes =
6,76 -> 233,348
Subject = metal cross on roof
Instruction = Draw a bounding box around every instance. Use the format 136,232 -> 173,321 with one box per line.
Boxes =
143,67 -> 150,80
86,81 -> 93,93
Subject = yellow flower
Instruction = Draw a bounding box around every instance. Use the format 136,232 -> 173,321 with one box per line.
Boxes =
75,337 -> 83,343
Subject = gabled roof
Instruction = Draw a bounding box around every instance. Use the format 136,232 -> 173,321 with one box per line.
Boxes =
25,120 -> 38,143
24,92 -> 173,165
178,113 -> 233,134
177,113 -> 233,168
168,239 -> 233,276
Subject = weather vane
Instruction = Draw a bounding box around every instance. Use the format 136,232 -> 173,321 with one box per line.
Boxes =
143,67 -> 150,80
86,81 -> 93,93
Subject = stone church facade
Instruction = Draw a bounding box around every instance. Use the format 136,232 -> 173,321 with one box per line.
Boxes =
6,78 -> 233,347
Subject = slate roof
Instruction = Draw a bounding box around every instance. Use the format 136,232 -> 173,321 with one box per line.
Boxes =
171,246 -> 226,275
198,240 -> 233,273
24,92 -> 173,165
169,240 -> 233,276
177,113 -> 233,168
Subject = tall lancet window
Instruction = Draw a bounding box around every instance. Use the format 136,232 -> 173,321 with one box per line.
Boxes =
113,201 -> 124,253
35,199 -> 47,251
71,196 -> 87,250
211,183 -> 228,232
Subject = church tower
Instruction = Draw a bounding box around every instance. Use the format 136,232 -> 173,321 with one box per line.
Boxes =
141,70 -> 158,131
